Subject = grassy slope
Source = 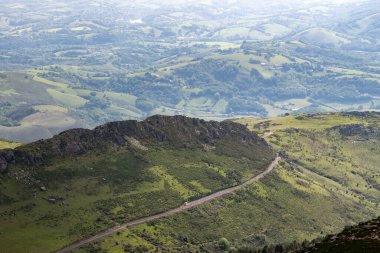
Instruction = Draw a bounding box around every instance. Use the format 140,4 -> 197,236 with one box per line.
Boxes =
294,28 -> 350,47
0,140 -> 21,149
86,112 -> 380,252
0,116 -> 274,253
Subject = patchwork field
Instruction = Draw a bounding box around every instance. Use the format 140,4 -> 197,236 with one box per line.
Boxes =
0,71 -> 150,142
0,0 -> 379,145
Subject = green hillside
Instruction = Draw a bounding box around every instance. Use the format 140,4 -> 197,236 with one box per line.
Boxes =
0,140 -> 20,149
81,112 -> 380,252
293,28 -> 350,48
0,115 -> 275,253
1,1 -> 380,252
234,216 -> 380,253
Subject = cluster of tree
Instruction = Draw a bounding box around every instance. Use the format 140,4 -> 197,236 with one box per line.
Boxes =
0,102 -> 19,127
309,77 -> 378,103
281,63 -> 323,74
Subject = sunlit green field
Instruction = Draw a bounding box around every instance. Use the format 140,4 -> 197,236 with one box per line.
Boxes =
0,140 -> 21,149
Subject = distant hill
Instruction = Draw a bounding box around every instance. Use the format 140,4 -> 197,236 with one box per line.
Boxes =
293,28 -> 350,48
1,0 -> 380,143
333,0 -> 380,50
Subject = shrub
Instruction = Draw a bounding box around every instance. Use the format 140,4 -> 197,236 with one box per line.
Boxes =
218,237 -> 230,251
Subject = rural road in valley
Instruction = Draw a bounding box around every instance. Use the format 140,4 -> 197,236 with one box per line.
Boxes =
55,155 -> 281,253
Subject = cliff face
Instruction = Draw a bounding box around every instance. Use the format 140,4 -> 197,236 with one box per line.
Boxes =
0,149 -> 15,172
0,115 -> 268,173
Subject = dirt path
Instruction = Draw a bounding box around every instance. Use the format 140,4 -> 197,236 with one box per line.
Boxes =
55,155 -> 281,253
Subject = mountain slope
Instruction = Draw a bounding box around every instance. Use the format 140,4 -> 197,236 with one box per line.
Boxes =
0,115 -> 275,253
83,112 -> 380,252
299,217 -> 380,253
234,216 -> 380,253
293,28 -> 350,48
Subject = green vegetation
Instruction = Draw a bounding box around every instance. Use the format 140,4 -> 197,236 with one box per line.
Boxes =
0,115 -> 275,253
85,112 -> 380,252
231,216 -> 380,252
0,71 -> 145,142
46,89 -> 87,108
0,140 -> 21,149
1,0 -> 380,143
1,0 -> 380,251
294,28 -> 350,48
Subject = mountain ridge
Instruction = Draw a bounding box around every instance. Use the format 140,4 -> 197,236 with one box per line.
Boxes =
0,114 -> 269,172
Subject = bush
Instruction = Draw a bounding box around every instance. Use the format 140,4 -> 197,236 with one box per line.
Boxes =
218,237 -> 230,251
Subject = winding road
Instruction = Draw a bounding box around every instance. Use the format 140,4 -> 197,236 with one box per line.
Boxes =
55,155 -> 280,253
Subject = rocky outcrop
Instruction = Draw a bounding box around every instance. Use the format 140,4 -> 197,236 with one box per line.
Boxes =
341,111 -> 380,118
0,149 -> 15,173
299,217 -> 380,253
329,124 -> 380,139
0,115 -> 267,173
